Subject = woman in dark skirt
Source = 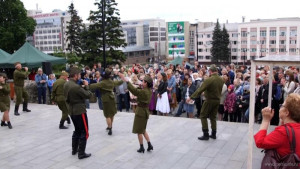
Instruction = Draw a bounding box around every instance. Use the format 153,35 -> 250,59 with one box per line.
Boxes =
119,73 -> 154,153
0,73 -> 12,129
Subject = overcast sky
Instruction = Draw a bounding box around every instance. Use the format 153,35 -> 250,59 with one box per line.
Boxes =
21,0 -> 300,23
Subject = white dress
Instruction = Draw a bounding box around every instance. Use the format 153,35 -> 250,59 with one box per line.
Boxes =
156,92 -> 170,114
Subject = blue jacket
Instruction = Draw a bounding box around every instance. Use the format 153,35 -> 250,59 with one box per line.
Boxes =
168,75 -> 176,93
35,74 -> 48,88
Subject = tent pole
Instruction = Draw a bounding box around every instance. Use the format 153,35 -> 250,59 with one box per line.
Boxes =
268,65 -> 273,107
247,60 -> 256,169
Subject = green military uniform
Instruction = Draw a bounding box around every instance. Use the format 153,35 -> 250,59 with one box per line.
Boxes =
90,79 -> 123,118
13,69 -> 29,106
52,78 -> 68,121
0,83 -> 10,112
190,73 -> 224,131
127,82 -> 152,134
64,79 -> 92,115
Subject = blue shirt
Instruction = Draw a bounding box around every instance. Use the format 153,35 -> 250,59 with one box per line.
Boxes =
35,74 -> 48,88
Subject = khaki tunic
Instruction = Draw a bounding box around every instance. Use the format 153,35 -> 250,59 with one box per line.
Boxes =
127,82 -> 152,134
13,69 -> 29,105
52,78 -> 69,120
64,79 -> 91,116
0,83 -> 10,112
90,79 -> 123,118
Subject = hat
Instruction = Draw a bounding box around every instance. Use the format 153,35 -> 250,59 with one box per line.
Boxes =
144,75 -> 153,84
101,68 -> 112,78
60,72 -> 69,77
209,64 -> 218,72
228,84 -> 234,91
69,67 -> 81,76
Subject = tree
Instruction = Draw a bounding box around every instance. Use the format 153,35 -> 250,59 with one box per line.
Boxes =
66,3 -> 84,56
211,19 -> 223,62
211,20 -> 230,63
0,0 -> 36,53
221,24 -> 231,63
85,0 -> 127,67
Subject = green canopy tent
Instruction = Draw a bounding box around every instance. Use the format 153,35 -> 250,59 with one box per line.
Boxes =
0,49 -> 11,63
166,56 -> 193,68
0,42 -> 66,68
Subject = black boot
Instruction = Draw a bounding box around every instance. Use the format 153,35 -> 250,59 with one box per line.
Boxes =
23,102 -> 31,112
14,105 -> 20,116
72,138 -> 79,155
108,128 -> 112,135
1,120 -> 7,126
59,120 -> 68,129
78,139 -> 91,159
66,117 -> 71,124
7,121 -> 12,129
147,142 -> 153,152
209,130 -> 217,139
198,129 -> 209,140
137,144 -> 145,153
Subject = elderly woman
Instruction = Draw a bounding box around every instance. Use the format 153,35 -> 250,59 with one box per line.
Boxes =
254,93 -> 300,162
119,73 -> 154,153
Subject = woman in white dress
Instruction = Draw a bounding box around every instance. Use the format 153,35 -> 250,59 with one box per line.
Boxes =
156,72 -> 170,116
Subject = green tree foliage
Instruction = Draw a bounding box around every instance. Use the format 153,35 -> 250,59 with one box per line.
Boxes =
85,0 -> 127,67
66,3 -> 84,56
0,0 -> 36,53
211,20 -> 230,63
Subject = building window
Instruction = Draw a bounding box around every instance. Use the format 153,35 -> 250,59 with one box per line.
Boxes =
280,40 -> 285,45
250,32 -> 257,37
199,49 -> 203,52
260,40 -> 266,44
161,37 -> 166,41
241,40 -> 247,45
270,40 -> 276,45
150,32 -> 158,36
260,48 -> 266,52
241,31 -> 247,37
232,48 -> 237,52
52,30 -> 56,33
198,41 -> 203,45
150,27 -> 158,31
270,30 -> 276,37
44,36 -> 47,39
52,35 -> 56,39
232,41 -> 237,45
290,30 -> 297,37
251,40 -> 257,45
232,33 -> 238,37
48,41 -> 52,44
290,48 -> 296,52
48,30 -> 51,33
206,41 -> 211,45
270,48 -> 276,52
53,41 -> 57,44
279,48 -> 286,52
57,29 -> 61,33
199,56 -> 203,60
206,34 -> 211,38
199,34 -> 203,38
231,56 -> 237,60
40,41 -> 43,45
280,31 -> 286,36
260,30 -> 266,37
150,37 -> 158,41
290,40 -> 297,45
205,56 -> 211,60
48,35 -> 51,39
251,48 -> 257,52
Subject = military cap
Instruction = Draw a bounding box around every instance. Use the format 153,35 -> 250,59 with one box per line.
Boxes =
69,67 -> 81,76
144,75 -> 153,84
60,72 -> 69,77
209,64 -> 218,72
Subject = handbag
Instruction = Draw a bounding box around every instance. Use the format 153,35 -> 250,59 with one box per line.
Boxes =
261,125 -> 300,169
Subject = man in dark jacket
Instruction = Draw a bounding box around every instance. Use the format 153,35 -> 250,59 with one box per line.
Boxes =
188,65 -> 224,140
64,67 -> 92,159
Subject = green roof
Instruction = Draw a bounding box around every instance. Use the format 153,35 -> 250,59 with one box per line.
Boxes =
0,42 -> 66,68
0,49 -> 11,60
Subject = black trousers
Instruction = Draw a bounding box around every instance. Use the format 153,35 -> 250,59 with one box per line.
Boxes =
71,113 -> 89,140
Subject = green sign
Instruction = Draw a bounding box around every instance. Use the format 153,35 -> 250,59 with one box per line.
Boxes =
168,22 -> 184,34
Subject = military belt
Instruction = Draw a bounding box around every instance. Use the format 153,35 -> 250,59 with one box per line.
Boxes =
137,103 -> 148,108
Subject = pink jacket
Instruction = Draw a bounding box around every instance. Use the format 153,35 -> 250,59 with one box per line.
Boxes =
224,92 -> 236,113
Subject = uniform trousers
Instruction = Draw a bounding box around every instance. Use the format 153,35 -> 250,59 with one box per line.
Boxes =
71,113 -> 89,140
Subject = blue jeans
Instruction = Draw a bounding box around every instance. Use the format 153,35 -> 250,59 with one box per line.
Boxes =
37,87 -> 47,104
118,93 -> 129,112
85,99 -> 90,109
175,100 -> 184,116
98,96 -> 103,110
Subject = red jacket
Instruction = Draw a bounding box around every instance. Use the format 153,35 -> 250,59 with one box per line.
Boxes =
254,123 -> 300,158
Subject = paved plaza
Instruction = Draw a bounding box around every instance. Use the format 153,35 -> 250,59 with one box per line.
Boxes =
0,102 -> 271,169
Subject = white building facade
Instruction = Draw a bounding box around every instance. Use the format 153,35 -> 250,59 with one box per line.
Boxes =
27,10 -> 71,54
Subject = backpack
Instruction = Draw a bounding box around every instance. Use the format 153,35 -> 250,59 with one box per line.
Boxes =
274,85 -> 282,101
261,125 -> 300,169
